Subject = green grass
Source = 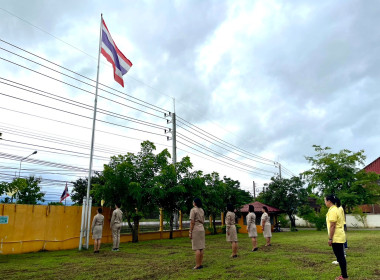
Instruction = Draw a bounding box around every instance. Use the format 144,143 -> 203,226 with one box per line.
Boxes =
0,230 -> 379,280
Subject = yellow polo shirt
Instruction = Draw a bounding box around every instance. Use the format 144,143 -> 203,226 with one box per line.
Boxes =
326,205 -> 346,243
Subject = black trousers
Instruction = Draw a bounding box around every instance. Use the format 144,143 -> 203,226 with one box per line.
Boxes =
332,243 -> 348,278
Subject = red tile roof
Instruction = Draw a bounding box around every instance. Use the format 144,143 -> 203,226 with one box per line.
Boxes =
364,157 -> 380,174
240,201 -> 284,213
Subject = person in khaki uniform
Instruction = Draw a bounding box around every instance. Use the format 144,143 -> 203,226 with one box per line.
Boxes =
225,203 -> 238,258
246,205 -> 258,251
110,203 -> 123,252
189,198 -> 205,270
261,206 -> 272,246
91,207 -> 104,253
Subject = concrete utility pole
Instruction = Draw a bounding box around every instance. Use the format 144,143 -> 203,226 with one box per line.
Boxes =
172,113 -> 177,165
253,181 -> 256,199
279,163 -> 282,178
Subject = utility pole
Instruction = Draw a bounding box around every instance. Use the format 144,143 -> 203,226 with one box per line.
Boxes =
172,112 -> 177,165
253,181 -> 256,199
164,112 -> 177,165
279,163 -> 282,179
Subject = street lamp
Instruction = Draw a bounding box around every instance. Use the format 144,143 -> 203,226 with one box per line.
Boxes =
19,151 -> 37,177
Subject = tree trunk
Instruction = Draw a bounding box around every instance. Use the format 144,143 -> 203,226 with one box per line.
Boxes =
288,213 -> 296,229
212,214 -> 217,235
169,214 -> 174,239
132,216 -> 140,243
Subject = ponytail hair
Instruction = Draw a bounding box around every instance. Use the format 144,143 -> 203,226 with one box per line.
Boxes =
325,194 -> 341,206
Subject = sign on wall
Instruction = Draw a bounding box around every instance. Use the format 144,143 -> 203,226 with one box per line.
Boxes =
0,216 -> 9,224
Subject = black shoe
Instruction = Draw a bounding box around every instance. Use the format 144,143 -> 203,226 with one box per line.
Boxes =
232,255 -> 238,258
252,248 -> 258,252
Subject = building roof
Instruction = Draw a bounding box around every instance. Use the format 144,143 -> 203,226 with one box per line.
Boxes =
364,157 -> 380,174
240,201 -> 284,213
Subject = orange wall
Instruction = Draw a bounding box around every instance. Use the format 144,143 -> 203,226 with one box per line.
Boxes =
238,215 -> 275,234
0,204 -> 197,255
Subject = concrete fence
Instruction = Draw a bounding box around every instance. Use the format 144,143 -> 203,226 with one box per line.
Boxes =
0,204 -> 194,255
294,214 -> 380,228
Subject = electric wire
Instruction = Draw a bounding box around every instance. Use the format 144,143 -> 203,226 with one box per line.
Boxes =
0,106 -> 172,149
177,115 -> 275,164
176,132 -> 275,174
0,43 -> 169,115
0,77 -> 168,130
0,91 -> 166,137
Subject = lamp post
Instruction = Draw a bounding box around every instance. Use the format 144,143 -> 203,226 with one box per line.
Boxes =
19,151 -> 37,177
16,151 -> 37,204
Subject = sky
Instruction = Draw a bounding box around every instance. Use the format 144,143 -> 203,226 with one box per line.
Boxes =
0,0 -> 379,204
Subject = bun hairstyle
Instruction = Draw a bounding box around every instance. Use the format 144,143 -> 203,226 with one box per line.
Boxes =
325,194 -> 341,207
227,203 -> 234,212
262,206 -> 269,213
193,198 -> 202,208
249,205 -> 255,213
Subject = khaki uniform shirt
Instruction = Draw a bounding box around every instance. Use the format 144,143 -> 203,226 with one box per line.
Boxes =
110,208 -> 123,227
190,207 -> 205,232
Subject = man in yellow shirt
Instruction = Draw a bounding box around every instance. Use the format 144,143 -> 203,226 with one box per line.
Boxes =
325,195 -> 348,280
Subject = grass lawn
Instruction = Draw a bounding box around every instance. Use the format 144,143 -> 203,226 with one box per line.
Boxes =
0,230 -> 379,280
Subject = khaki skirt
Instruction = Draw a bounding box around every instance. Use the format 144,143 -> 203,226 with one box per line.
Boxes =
248,224 -> 258,238
192,230 -> 205,250
226,225 -> 238,242
263,224 -> 272,238
92,225 -> 103,240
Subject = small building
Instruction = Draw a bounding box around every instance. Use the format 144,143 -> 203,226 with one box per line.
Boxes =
238,201 -> 284,234
361,157 -> 380,214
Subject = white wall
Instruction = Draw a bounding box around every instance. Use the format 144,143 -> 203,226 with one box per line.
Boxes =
293,214 -> 380,228
346,214 -> 380,228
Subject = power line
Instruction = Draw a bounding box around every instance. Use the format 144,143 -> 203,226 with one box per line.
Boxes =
0,77 -> 167,130
0,91 -> 166,137
176,140 -> 273,179
176,133 -> 275,174
0,55 -> 166,120
0,39 -> 170,114
176,115 -> 275,164
0,106 -> 172,149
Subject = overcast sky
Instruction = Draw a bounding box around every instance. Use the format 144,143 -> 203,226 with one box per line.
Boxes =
1,0 -> 379,203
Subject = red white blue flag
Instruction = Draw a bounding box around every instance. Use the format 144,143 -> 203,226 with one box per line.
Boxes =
60,183 -> 70,202
101,18 -> 133,87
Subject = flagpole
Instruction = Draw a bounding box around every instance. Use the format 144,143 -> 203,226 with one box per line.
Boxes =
80,13 -> 103,250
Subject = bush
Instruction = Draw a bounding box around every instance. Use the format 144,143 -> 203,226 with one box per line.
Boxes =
299,205 -> 328,231
278,214 -> 290,228
352,207 -> 368,228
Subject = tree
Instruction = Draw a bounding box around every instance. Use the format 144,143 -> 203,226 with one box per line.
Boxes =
303,145 -> 380,212
153,156 -> 193,239
48,202 -> 64,206
203,172 -> 225,234
258,176 -> 308,229
0,176 -> 45,204
71,171 -> 103,206
222,176 -> 252,211
93,141 -> 164,243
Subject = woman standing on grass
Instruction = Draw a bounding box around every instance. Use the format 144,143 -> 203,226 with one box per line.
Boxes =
189,198 -> 205,270
261,206 -> 272,246
91,207 -> 104,253
226,203 -> 238,258
246,205 -> 258,251
325,194 -> 348,280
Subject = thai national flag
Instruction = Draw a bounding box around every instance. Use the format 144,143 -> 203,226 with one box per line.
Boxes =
60,183 -> 70,203
101,19 -> 133,87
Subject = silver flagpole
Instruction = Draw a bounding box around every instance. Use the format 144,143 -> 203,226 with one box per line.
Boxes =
79,13 -> 103,251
